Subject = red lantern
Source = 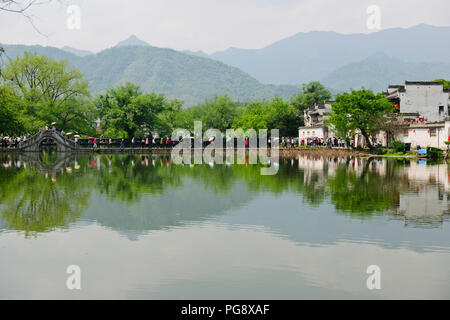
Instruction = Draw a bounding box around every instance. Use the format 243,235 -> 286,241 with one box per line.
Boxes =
411,120 -> 414,123
425,118 -> 428,122
420,119 -> 423,122
413,130 -> 416,133
416,120 -> 419,123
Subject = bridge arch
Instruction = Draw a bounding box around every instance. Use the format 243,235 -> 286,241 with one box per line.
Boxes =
17,130 -> 79,152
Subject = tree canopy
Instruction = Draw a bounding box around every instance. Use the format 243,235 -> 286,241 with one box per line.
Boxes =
433,79 -> 450,90
290,81 -> 332,125
0,51 -> 93,134
95,83 -> 183,138
327,88 -> 393,148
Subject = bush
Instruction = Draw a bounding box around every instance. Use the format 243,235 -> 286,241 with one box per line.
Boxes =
372,148 -> 388,155
392,141 -> 406,154
426,147 -> 443,159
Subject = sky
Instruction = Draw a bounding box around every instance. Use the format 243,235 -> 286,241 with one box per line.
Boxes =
0,0 -> 449,53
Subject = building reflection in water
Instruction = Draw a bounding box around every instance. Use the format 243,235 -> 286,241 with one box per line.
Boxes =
296,154 -> 450,228
0,152 -> 449,234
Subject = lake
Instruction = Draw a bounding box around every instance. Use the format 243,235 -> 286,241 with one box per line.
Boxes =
0,152 -> 449,299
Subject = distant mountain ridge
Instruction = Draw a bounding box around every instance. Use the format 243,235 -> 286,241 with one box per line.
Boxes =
321,53 -> 450,93
0,43 -> 300,106
207,24 -> 450,85
61,46 -> 93,57
115,35 -> 150,47
2,24 -> 449,103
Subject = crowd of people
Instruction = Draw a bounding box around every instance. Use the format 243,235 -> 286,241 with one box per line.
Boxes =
281,136 -> 350,148
2,123 -> 354,150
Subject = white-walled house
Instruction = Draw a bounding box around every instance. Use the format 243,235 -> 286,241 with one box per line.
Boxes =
298,103 -> 333,141
387,81 -> 450,122
387,81 -> 450,149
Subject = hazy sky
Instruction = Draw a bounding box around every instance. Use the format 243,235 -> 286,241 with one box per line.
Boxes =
0,0 -> 449,53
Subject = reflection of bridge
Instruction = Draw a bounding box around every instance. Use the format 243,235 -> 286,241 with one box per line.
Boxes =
17,130 -> 78,152
17,153 -> 78,174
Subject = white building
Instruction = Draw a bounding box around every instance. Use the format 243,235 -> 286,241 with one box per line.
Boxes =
387,81 -> 450,122
298,102 -> 333,141
387,81 -> 450,149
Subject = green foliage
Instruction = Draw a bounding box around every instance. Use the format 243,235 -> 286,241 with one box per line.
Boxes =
173,95 -> 240,132
0,85 -> 25,135
392,141 -> 406,154
290,81 -> 332,125
433,79 -> 450,90
95,83 -> 181,138
232,97 -> 301,136
0,51 -> 93,134
371,148 -> 388,155
327,88 -> 393,149
426,147 -> 443,159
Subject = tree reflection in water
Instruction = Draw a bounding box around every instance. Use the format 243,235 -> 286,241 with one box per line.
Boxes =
0,153 -> 448,236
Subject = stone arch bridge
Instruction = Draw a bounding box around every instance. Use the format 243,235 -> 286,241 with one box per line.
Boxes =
17,130 -> 79,152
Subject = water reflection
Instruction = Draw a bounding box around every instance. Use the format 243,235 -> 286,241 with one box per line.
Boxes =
0,153 -> 449,236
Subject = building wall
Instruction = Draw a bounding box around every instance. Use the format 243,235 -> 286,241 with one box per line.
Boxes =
397,125 -> 448,149
298,127 -> 327,140
400,84 -> 450,122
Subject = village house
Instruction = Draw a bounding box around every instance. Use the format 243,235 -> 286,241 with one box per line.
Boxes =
298,81 -> 450,149
386,81 -> 450,149
298,102 -> 333,141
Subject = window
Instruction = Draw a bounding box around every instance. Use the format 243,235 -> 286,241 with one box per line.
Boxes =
439,106 -> 444,115
403,129 -> 409,137
430,128 -> 436,137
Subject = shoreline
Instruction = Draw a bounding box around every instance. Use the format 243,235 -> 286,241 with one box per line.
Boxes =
0,146 -> 440,159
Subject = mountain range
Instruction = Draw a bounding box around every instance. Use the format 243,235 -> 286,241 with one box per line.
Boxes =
0,42 -> 300,106
208,24 -> 450,86
1,24 -> 449,105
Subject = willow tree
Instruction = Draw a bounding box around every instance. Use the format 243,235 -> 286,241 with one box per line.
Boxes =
1,51 -> 93,133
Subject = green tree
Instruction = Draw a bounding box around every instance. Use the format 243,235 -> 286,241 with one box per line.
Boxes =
266,97 -> 301,136
95,83 -> 181,138
433,79 -> 450,90
233,97 -> 300,136
0,51 -> 92,133
232,101 -> 269,132
0,85 -> 25,136
327,89 -> 393,149
173,95 -> 239,132
290,81 -> 332,125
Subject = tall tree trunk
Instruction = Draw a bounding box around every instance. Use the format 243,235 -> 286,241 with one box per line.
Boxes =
360,129 -> 373,150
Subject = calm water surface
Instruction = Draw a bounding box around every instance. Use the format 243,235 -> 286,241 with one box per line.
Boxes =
0,152 -> 449,299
